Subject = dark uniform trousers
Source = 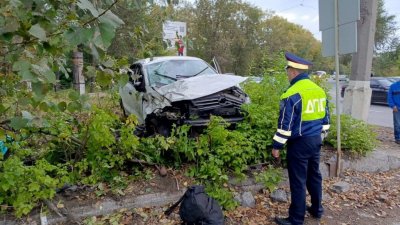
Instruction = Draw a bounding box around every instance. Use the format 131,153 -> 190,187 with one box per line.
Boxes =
286,135 -> 323,225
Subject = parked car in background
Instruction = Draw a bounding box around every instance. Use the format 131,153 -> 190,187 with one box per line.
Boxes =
246,76 -> 263,83
119,56 -> 249,136
331,74 -> 349,82
388,77 -> 400,83
341,77 -> 393,105
311,71 -> 327,79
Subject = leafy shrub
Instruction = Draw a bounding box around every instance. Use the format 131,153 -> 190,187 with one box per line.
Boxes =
326,114 -> 377,156
255,166 -> 283,192
205,184 -> 239,210
238,73 -> 288,162
75,110 -> 141,190
0,158 -> 69,217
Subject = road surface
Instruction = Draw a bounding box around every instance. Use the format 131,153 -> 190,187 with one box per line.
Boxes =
327,79 -> 393,128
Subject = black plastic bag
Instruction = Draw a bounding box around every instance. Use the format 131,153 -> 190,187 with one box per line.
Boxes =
165,185 -> 224,225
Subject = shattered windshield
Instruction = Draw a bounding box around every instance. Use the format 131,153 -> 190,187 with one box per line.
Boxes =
146,59 -> 217,87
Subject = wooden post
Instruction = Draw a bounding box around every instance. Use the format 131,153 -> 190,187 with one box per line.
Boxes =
72,52 -> 85,95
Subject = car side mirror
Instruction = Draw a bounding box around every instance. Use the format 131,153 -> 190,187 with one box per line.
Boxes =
130,73 -> 141,82
130,73 -> 145,92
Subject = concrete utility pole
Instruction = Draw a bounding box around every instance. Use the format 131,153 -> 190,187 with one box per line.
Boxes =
343,0 -> 377,121
72,51 -> 85,95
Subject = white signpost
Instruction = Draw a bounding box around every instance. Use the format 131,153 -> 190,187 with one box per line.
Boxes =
319,0 -> 360,176
163,21 -> 187,56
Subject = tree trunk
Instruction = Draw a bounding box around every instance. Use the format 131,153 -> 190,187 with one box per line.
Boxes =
343,0 -> 378,121
72,51 -> 85,95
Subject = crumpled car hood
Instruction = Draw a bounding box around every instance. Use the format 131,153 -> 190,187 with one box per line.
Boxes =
157,74 -> 248,102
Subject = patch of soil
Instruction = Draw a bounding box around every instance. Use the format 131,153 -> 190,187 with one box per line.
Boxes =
374,126 -> 399,150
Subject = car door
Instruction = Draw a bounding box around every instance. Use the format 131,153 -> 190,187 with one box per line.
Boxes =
120,64 -> 146,124
370,79 -> 380,104
376,81 -> 387,103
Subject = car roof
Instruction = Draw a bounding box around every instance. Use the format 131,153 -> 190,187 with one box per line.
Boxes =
371,77 -> 391,80
135,56 -> 205,65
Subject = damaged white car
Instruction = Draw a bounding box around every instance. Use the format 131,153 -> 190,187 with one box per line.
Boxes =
119,56 -> 249,136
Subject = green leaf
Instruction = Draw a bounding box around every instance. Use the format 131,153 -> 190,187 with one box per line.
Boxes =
77,0 -> 99,17
64,27 -> 95,46
58,102 -> 67,112
102,59 -> 114,68
31,62 -> 56,84
99,11 -> 125,28
32,82 -> 49,99
85,66 -> 97,78
89,43 -> 99,60
39,102 -> 49,112
10,117 -> 29,130
29,24 -> 47,41
68,91 -> 80,101
19,70 -> 36,82
67,101 -> 82,112
96,70 -> 112,87
95,22 -> 115,50
28,183 -> 40,192
0,104 -> 8,114
18,97 -> 30,106
12,61 -> 30,72
43,70 -> 56,84
21,111 -> 34,121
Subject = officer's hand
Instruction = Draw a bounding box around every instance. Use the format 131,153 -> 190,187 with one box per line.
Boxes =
321,131 -> 328,141
272,149 -> 280,158
394,106 -> 398,112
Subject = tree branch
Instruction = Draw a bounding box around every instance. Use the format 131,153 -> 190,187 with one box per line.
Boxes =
1,0 -> 120,56
83,0 -> 120,26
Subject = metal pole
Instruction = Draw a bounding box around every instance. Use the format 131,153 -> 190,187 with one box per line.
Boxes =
334,0 -> 342,176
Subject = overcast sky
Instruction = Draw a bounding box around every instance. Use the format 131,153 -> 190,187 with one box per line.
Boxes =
246,0 -> 400,40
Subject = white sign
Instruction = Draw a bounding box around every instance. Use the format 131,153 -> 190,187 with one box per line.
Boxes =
163,21 -> 187,55
319,0 -> 360,56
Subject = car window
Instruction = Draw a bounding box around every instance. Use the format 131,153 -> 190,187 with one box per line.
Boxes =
146,59 -> 217,87
377,79 -> 392,88
370,79 -> 379,87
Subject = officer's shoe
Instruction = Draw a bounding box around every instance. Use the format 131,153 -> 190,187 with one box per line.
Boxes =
274,217 -> 293,225
307,206 -> 322,219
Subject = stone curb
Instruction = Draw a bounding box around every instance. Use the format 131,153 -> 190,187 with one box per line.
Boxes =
320,148 -> 400,177
0,191 -> 186,225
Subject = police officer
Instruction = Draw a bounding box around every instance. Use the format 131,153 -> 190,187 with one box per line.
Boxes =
273,52 -> 330,225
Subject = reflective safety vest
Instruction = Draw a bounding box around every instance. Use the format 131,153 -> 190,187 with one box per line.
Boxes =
272,75 -> 330,150
281,79 -> 326,121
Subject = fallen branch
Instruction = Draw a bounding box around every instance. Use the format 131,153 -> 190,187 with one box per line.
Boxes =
129,158 -> 156,166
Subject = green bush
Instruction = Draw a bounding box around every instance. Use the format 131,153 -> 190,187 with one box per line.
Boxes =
255,166 -> 283,192
326,114 -> 377,156
0,158 -> 69,217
